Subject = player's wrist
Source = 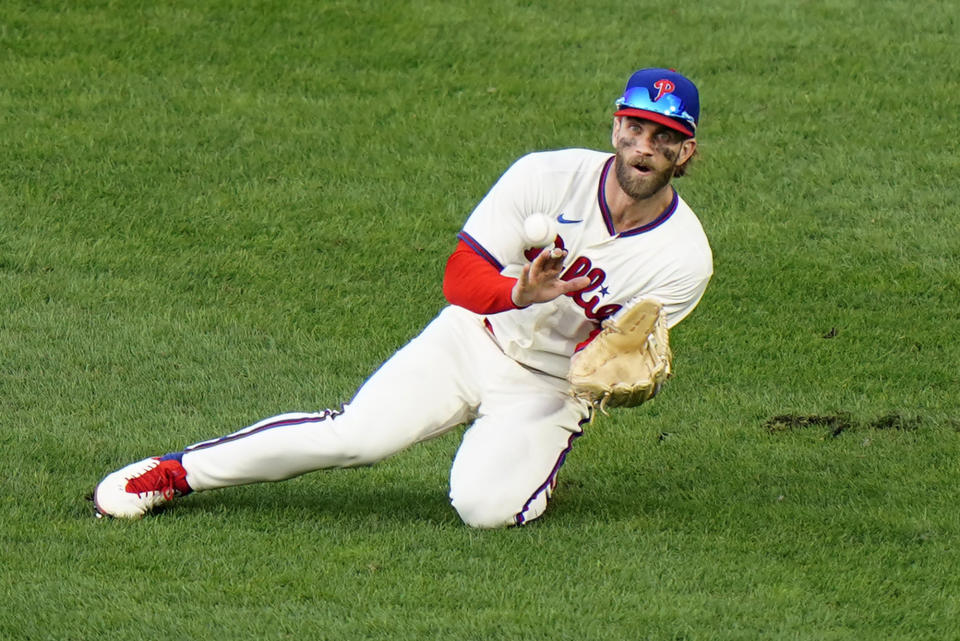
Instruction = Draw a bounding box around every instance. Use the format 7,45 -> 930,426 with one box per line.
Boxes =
510,282 -> 531,308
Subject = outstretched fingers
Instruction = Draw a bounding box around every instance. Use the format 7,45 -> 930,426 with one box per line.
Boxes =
511,248 -> 590,307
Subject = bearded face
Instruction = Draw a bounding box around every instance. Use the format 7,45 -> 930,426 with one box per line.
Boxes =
612,117 -> 688,201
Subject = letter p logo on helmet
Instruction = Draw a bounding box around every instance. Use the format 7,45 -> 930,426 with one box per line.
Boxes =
652,79 -> 675,101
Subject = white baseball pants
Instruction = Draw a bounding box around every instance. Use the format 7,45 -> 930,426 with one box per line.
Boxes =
176,305 -> 592,528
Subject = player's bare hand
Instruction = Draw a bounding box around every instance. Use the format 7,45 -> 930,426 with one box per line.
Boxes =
511,248 -> 591,308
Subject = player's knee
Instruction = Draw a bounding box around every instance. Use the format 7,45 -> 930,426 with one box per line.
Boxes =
336,441 -> 393,467
449,485 -> 536,529
326,426 -> 398,466
451,496 -> 516,529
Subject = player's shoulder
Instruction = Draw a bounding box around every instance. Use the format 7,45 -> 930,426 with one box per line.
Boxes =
672,194 -> 708,236
669,194 -> 713,269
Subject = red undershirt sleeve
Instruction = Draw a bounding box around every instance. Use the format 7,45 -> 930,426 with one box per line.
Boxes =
443,240 -> 519,314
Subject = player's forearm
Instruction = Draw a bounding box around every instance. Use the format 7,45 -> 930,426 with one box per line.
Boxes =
443,240 -> 518,314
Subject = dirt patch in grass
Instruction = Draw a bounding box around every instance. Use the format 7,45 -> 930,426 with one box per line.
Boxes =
868,413 -> 921,431
764,412 -> 922,437
765,413 -> 854,437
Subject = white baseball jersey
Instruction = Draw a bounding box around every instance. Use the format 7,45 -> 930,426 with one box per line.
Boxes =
459,148 -> 713,378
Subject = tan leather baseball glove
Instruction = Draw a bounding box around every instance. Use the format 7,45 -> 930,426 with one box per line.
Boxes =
567,299 -> 672,411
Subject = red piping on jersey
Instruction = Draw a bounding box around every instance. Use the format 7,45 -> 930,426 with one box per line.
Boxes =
456,231 -> 504,271
598,156 -> 680,237
443,239 -> 518,314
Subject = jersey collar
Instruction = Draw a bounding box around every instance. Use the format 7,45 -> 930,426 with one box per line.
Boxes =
598,155 -> 679,237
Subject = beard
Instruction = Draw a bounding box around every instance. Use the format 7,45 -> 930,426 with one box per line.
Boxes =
613,146 -> 675,201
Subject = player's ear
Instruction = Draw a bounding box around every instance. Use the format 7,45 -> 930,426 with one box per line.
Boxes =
678,137 -> 697,165
611,117 -> 622,148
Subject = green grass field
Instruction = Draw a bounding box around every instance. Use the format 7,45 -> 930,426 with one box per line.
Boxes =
2,1 -> 959,639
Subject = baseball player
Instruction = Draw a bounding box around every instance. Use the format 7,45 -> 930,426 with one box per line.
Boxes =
93,68 -> 713,528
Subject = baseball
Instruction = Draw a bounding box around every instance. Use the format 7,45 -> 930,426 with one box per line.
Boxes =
522,213 -> 558,247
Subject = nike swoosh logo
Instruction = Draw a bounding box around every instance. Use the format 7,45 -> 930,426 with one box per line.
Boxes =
557,213 -> 583,224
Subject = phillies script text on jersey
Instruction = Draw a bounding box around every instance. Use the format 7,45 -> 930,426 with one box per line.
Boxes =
561,254 -> 621,321
524,236 -> 622,322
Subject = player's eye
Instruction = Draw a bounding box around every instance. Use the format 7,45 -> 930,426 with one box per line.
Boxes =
655,131 -> 677,144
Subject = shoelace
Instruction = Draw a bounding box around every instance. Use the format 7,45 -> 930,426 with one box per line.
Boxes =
126,462 -> 180,499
